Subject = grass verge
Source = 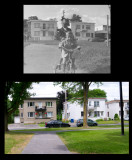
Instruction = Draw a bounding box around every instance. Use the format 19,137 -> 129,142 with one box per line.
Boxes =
97,120 -> 129,124
11,125 -> 129,132
5,131 -> 34,154
57,128 -> 129,154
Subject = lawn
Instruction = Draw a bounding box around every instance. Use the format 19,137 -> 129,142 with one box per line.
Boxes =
97,120 -> 129,124
24,40 -> 110,73
5,131 -> 34,154
57,129 -> 129,154
11,125 -> 129,132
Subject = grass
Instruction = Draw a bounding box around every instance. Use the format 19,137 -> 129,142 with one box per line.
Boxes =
57,128 -> 129,154
5,131 -> 34,154
24,40 -> 110,73
11,124 -> 129,132
73,41 -> 110,73
97,120 -> 129,124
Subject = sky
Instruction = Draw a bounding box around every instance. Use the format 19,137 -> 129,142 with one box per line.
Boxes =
28,82 -> 129,101
24,5 -> 110,28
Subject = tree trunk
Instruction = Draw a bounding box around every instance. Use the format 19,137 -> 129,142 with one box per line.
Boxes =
83,82 -> 89,128
5,111 -> 9,132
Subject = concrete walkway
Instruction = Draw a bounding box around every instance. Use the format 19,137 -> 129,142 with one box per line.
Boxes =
21,131 -> 73,154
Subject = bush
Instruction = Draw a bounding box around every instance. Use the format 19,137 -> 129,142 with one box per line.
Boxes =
108,118 -> 112,121
114,114 -> 120,120
96,119 -> 104,122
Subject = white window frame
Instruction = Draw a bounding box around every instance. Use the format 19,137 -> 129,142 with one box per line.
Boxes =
46,102 -> 52,107
47,112 -> 53,117
94,101 -> 99,107
34,23 -> 40,28
28,112 -> 35,118
28,102 -> 35,107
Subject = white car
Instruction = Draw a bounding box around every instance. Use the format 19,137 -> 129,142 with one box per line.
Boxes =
124,115 -> 129,121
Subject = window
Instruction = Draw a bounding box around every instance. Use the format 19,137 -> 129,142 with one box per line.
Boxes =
75,32 -> 80,37
34,31 -> 40,36
82,25 -> 84,29
34,23 -> 40,28
86,25 -> 90,30
21,113 -> 23,117
46,102 -> 52,107
47,112 -> 53,117
81,103 -> 83,107
86,33 -> 90,37
81,111 -> 84,117
94,101 -> 99,107
76,25 -> 80,29
107,104 -> 109,109
20,104 -> 23,108
43,31 -> 46,36
28,102 -> 35,107
89,101 -> 91,106
48,23 -> 54,29
43,23 -> 46,29
28,112 -> 35,118
101,111 -> 104,116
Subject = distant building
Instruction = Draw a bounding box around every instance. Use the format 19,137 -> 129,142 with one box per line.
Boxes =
70,21 -> 95,40
95,25 -> 111,39
106,100 -> 129,119
27,20 -> 57,40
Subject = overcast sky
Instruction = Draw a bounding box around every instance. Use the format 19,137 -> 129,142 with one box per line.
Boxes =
29,82 -> 129,101
24,5 -> 110,28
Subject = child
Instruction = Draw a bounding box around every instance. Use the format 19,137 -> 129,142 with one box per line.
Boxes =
58,31 -> 80,71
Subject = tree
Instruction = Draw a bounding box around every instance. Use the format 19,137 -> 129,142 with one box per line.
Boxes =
54,82 -> 102,128
56,90 -> 72,115
88,89 -> 107,98
28,16 -> 38,20
70,14 -> 82,22
4,82 -> 39,131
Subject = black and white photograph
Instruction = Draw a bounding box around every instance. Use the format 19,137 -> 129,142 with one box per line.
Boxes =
24,5 -> 111,74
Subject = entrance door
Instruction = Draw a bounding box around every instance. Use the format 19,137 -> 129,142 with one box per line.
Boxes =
38,102 -> 42,108
39,112 -> 42,118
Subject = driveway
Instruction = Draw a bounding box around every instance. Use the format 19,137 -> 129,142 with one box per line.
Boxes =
8,123 -> 45,130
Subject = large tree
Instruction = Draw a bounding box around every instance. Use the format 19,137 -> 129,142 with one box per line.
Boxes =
70,14 -> 82,22
4,82 -> 39,131
54,82 -> 102,128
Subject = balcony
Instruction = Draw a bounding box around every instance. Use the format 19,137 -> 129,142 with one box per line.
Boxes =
35,106 -> 46,112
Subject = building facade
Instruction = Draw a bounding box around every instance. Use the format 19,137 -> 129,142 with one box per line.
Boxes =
70,21 -> 95,40
27,20 -> 57,41
95,25 -> 111,39
19,97 -> 57,123
62,98 -> 107,121
106,100 -> 129,119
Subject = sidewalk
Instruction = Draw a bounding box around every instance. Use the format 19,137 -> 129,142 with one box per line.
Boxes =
21,131 -> 73,154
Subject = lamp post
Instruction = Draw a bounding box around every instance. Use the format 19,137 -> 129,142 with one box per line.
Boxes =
119,82 -> 124,135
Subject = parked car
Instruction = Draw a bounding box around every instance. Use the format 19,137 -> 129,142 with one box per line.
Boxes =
45,120 -> 71,128
76,119 -> 83,127
124,115 -> 129,121
77,119 -> 98,127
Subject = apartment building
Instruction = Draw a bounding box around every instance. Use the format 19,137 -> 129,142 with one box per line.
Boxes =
70,21 -> 95,40
27,20 -> 57,40
62,98 -> 107,121
19,97 -> 57,123
95,25 -> 111,39
106,100 -> 129,119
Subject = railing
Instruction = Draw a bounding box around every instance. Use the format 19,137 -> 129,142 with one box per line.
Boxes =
35,106 -> 46,111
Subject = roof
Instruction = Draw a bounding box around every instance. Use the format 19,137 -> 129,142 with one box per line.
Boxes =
106,100 -> 129,104
25,97 -> 57,100
27,20 -> 57,22
70,21 -> 95,24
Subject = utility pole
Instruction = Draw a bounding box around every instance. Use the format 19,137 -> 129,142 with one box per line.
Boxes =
107,15 -> 109,47
119,82 -> 124,135
65,90 -> 67,120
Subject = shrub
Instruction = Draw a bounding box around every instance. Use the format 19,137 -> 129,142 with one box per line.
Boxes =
108,118 -> 111,121
96,119 -> 104,122
114,114 -> 120,120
